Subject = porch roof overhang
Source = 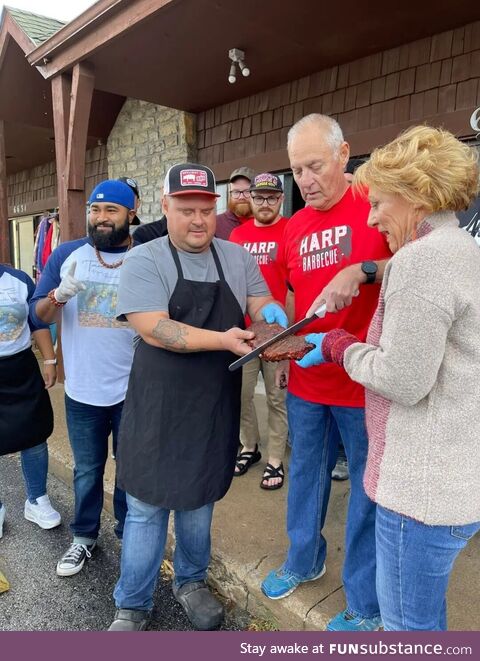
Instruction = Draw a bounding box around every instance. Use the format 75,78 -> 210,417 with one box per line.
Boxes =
0,6 -> 124,175
28,0 -> 480,113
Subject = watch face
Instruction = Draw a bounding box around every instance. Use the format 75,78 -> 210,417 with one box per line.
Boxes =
362,261 -> 377,275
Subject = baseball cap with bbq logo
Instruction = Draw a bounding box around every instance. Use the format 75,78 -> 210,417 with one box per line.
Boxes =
250,173 -> 283,193
164,163 -> 220,197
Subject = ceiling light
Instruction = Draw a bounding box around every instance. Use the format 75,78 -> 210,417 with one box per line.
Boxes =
228,48 -> 251,84
228,62 -> 236,84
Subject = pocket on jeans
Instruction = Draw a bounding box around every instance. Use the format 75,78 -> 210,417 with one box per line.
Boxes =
450,522 -> 480,541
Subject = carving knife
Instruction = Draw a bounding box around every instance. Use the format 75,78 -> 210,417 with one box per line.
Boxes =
228,303 -> 327,372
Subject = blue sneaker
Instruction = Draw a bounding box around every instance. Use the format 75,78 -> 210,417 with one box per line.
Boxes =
327,609 -> 382,631
261,565 -> 326,600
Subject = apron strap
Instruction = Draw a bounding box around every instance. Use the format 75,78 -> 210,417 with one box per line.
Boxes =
168,239 -> 227,283
210,242 -> 226,283
168,239 -> 184,279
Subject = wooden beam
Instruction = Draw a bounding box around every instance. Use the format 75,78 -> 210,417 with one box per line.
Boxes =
51,74 -> 70,240
51,65 -> 95,241
0,120 -> 10,263
66,62 -> 94,190
28,0 -> 173,76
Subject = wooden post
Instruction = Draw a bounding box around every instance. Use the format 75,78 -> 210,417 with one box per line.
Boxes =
0,120 -> 10,264
51,62 -> 95,242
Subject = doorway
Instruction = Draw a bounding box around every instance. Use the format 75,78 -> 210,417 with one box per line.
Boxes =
10,215 -> 35,278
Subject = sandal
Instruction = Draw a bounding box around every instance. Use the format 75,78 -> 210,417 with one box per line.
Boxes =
234,444 -> 262,476
260,463 -> 285,491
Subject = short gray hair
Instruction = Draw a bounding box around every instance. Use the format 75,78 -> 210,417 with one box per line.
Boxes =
287,114 -> 344,154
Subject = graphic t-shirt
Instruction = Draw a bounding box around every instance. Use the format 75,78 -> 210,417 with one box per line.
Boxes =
0,266 -> 46,357
30,239 -> 135,406
279,186 -> 391,406
230,217 -> 288,319
117,237 -> 269,323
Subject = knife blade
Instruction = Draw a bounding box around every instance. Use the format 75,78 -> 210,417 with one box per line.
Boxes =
228,303 -> 327,372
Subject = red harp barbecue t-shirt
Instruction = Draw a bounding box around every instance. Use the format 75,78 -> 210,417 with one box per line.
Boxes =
279,186 -> 391,407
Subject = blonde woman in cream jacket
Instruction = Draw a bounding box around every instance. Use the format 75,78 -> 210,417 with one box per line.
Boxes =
298,125 -> 480,631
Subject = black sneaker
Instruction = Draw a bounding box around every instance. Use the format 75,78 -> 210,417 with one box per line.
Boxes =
108,609 -> 151,631
56,541 -> 96,577
173,580 -> 224,630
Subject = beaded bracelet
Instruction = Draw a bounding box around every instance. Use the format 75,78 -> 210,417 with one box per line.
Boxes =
47,289 -> 66,307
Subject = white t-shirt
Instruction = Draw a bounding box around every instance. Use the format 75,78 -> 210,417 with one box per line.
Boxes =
31,238 -> 135,406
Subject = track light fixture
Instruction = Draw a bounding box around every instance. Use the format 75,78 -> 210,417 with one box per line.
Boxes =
228,48 -> 251,84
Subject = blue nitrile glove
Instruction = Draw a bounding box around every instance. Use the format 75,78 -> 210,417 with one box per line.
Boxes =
261,303 -> 288,328
296,333 -> 327,368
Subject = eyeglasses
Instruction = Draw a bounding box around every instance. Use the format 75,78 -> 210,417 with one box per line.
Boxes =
251,195 -> 282,206
230,189 -> 251,199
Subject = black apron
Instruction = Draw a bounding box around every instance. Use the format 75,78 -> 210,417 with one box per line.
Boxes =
0,348 -> 54,456
117,241 -> 244,510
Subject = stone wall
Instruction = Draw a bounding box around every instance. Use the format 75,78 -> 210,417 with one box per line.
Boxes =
107,99 -> 197,223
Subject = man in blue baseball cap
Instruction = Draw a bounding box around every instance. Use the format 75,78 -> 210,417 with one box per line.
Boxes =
30,179 -> 137,577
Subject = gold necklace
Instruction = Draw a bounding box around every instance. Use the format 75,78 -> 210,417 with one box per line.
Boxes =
94,236 -> 132,269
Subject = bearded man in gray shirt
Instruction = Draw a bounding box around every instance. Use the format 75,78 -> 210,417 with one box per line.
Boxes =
108,163 -> 288,632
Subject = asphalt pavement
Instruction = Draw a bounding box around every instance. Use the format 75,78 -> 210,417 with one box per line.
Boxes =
0,454 -> 245,631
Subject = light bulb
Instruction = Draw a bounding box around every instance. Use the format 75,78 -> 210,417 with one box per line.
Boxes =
228,62 -> 236,84
239,60 -> 250,77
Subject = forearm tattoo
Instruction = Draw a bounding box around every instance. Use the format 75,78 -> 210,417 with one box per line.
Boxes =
152,319 -> 189,351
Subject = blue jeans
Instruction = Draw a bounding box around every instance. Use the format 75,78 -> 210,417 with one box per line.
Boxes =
114,494 -> 214,611
0,442 -> 48,507
285,393 -> 379,618
21,442 -> 48,502
65,394 -> 127,543
376,505 -> 480,630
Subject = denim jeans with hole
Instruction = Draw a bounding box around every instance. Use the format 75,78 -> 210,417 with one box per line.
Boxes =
65,393 -> 127,543
285,392 -> 379,618
113,494 -> 214,610
376,504 -> 480,630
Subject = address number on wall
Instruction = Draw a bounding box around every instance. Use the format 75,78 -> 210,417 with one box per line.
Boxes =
12,204 -> 27,214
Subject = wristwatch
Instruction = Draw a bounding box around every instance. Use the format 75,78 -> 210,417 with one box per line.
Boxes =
361,261 -> 378,284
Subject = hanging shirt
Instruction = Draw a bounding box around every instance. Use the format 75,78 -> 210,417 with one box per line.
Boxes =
279,186 -> 391,407
30,239 -> 135,407
0,265 -> 47,358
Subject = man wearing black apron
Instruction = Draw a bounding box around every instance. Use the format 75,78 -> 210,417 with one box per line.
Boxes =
108,163 -> 288,631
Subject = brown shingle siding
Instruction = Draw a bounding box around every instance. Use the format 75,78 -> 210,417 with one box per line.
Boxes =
349,53 -> 382,85
398,68 -> 415,96
452,53 -> 473,83
355,81 -> 371,108
385,73 -> 400,100
438,84 -> 457,113
381,47 -> 400,76
464,21 -> 480,53
415,62 -> 441,92
345,85 -> 357,111
452,27 -> 465,56
197,24 -> 479,167
430,31 -> 453,61
408,38 -> 431,67
456,79 -> 479,109
439,59 -> 453,86
371,77 -> 386,104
